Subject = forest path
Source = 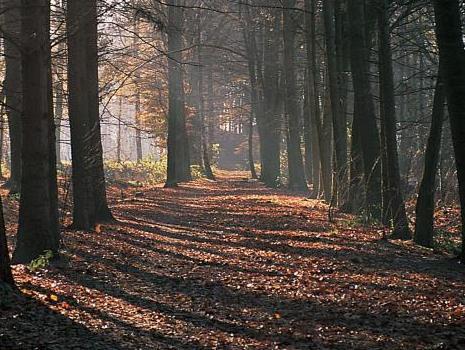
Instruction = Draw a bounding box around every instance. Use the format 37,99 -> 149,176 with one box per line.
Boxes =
3,171 -> 465,349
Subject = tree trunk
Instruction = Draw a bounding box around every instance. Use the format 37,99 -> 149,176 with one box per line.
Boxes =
13,0 -> 60,264
243,4 -> 281,188
0,195 -> 14,286
1,0 -> 22,194
378,0 -> 411,239
133,19 -> 143,163
117,97 -> 122,163
283,0 -> 308,192
67,0 -> 113,229
321,87 -> 333,202
55,80 -> 63,166
347,0 -> 382,219
414,67 -> 445,247
197,18 -> 215,181
304,0 -> 325,198
433,0 -> 465,261
165,0 -> 191,187
323,0 -> 348,203
87,1 -> 114,223
0,88 -> 6,179
303,68 -> 313,190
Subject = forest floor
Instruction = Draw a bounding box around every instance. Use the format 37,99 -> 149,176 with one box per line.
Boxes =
1,171 -> 465,350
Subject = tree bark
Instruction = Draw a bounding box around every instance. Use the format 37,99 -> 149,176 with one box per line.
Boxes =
67,0 -> 113,229
283,0 -> 308,192
378,0 -> 411,239
197,17 -> 215,181
323,0 -> 348,203
433,0 -> 465,261
243,4 -> 281,188
414,67 -> 445,247
347,0 -> 382,219
0,195 -> 14,286
165,0 -> 191,187
1,0 -> 22,194
13,0 -> 60,264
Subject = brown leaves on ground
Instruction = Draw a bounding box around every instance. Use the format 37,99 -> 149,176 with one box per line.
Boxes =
1,171 -> 465,349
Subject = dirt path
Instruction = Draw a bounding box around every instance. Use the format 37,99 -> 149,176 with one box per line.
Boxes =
2,172 -> 465,349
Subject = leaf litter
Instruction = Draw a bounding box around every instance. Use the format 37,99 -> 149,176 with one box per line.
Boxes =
1,171 -> 465,349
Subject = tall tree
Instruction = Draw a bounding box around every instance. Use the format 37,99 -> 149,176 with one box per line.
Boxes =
243,3 -> 281,188
347,0 -> 382,219
323,0 -> 348,203
196,13 -> 215,180
414,67 -> 445,247
378,0 -> 411,239
433,0 -> 465,261
303,0 -> 322,197
282,0 -> 308,192
165,0 -> 191,187
1,0 -> 22,194
12,0 -> 59,263
67,0 -> 113,230
133,18 -> 143,163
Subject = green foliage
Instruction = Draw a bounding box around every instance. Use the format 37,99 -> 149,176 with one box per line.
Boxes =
210,144 -> 220,166
105,157 -> 168,186
8,193 -> 20,201
104,157 -> 208,186
191,165 -> 205,180
27,250 -> 54,273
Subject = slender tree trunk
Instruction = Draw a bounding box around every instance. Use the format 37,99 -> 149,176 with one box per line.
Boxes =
1,0 -> 22,194
133,19 -> 143,162
303,69 -> 313,188
378,0 -> 411,239
304,0 -> 324,198
13,0 -> 60,264
414,68 -> 445,247
247,113 -> 257,179
323,0 -> 348,203
0,89 -> 6,179
283,0 -> 308,192
0,226 -> 12,286
117,97 -> 122,163
197,18 -> 215,181
321,88 -> 333,202
433,0 -> 465,261
55,80 -> 63,166
0,195 -> 14,286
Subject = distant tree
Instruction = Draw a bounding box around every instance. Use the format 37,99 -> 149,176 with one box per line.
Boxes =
196,14 -> 215,181
283,0 -> 308,192
12,0 -> 59,264
433,0 -> 465,261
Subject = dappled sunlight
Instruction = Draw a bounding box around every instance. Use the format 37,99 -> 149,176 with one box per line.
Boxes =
3,173 -> 464,349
